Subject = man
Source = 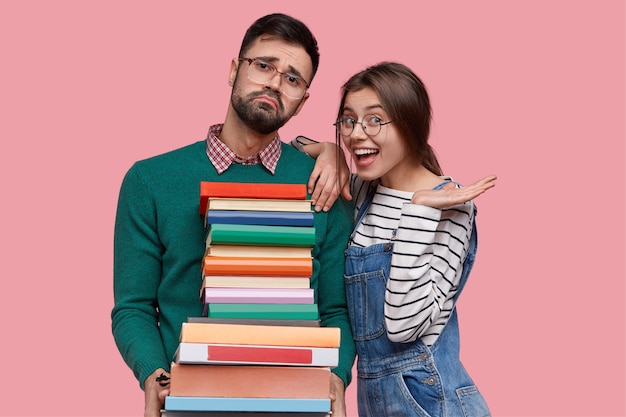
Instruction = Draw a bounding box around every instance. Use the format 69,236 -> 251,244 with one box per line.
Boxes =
111,13 -> 355,417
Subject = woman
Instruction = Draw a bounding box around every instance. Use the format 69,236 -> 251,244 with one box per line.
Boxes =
295,62 -> 495,416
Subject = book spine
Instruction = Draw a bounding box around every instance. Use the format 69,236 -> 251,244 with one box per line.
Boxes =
164,396 -> 331,413
179,323 -> 340,347
200,182 -> 307,215
202,256 -> 312,277
206,303 -> 319,320
208,224 -> 316,247
206,198 -> 313,213
201,275 -> 311,289
204,245 -> 313,258
169,363 -> 331,399
202,287 -> 314,304
175,343 -> 338,367
162,411 -> 331,417
185,317 -> 321,327
205,210 -> 314,227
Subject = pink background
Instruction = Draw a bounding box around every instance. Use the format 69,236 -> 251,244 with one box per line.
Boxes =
1,1 -> 624,416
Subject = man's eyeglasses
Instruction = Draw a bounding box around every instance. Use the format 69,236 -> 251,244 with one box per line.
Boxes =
238,58 -> 310,100
334,114 -> 393,137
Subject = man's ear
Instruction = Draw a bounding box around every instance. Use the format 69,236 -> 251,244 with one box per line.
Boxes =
292,92 -> 310,116
228,58 -> 239,86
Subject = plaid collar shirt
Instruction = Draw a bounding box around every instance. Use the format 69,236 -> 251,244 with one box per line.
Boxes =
205,124 -> 282,175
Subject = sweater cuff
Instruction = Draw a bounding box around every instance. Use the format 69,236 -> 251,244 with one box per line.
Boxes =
138,360 -> 171,390
290,135 -> 319,156
331,364 -> 353,387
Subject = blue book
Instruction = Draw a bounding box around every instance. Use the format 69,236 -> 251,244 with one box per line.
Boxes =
205,209 -> 314,227
164,397 -> 331,413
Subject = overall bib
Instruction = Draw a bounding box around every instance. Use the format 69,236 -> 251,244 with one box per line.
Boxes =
344,183 -> 490,417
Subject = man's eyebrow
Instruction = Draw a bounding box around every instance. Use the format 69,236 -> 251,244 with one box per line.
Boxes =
252,56 -> 306,79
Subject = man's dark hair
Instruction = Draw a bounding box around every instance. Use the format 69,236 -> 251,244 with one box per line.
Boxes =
239,13 -> 320,84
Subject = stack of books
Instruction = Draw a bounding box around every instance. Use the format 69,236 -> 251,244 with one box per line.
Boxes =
162,182 -> 336,417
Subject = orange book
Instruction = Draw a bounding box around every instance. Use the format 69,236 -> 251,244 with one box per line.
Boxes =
200,182 -> 307,215
179,322 -> 341,348
202,256 -> 312,277
169,363 -> 330,398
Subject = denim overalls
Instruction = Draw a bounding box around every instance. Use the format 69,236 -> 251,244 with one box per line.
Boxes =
344,182 -> 490,417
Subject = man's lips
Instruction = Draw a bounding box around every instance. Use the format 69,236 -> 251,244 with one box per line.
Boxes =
254,94 -> 280,109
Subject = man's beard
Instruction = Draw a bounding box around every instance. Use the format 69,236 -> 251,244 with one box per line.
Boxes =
231,84 -> 300,135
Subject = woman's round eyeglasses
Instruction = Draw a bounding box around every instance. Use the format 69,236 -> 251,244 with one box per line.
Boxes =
334,114 -> 393,136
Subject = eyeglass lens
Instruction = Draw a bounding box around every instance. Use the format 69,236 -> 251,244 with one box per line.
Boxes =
246,59 -> 307,99
338,115 -> 384,136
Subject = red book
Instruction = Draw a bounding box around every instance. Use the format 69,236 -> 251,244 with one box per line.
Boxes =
200,182 -> 307,215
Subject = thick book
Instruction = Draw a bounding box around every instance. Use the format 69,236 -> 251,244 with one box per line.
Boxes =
164,396 -> 331,413
204,244 -> 312,258
202,256 -> 312,277
206,224 -> 316,247
202,287 -> 314,304
186,316 -> 320,327
201,274 -> 311,289
200,182 -> 307,215
205,209 -> 314,227
206,197 -> 313,213
168,363 -> 330,398
179,322 -> 340,347
206,303 -> 319,320
174,342 -> 338,367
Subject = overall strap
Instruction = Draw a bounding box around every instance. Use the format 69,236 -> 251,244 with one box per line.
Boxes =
350,183 -> 377,241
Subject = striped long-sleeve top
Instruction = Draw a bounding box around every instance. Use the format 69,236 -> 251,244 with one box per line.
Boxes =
350,175 -> 477,346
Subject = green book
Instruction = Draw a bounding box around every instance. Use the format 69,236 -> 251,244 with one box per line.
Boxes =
207,224 -> 316,247
205,303 -> 320,320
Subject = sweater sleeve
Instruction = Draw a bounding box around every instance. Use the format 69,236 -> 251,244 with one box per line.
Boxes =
384,191 -> 476,344
111,164 -> 170,389
315,200 -> 356,387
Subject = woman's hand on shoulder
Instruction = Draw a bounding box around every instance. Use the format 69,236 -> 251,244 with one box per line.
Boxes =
308,142 -> 352,212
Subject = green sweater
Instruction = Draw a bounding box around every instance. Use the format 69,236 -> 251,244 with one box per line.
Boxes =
112,140 -> 355,389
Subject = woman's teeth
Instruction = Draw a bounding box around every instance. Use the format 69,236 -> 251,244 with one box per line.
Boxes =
354,149 -> 378,156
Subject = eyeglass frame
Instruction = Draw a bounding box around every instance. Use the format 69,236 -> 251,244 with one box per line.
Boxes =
334,114 -> 393,137
237,57 -> 311,99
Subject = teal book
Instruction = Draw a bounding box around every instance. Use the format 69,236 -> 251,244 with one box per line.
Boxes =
205,209 -> 314,227
206,224 -> 316,247
205,303 -> 319,320
164,397 -> 331,413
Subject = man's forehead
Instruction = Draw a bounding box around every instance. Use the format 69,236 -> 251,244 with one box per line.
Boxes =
244,37 -> 312,73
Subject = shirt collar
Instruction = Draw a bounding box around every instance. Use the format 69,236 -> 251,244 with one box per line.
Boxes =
206,124 -> 281,174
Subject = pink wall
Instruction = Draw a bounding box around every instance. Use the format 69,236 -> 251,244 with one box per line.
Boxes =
0,1 -> 623,416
